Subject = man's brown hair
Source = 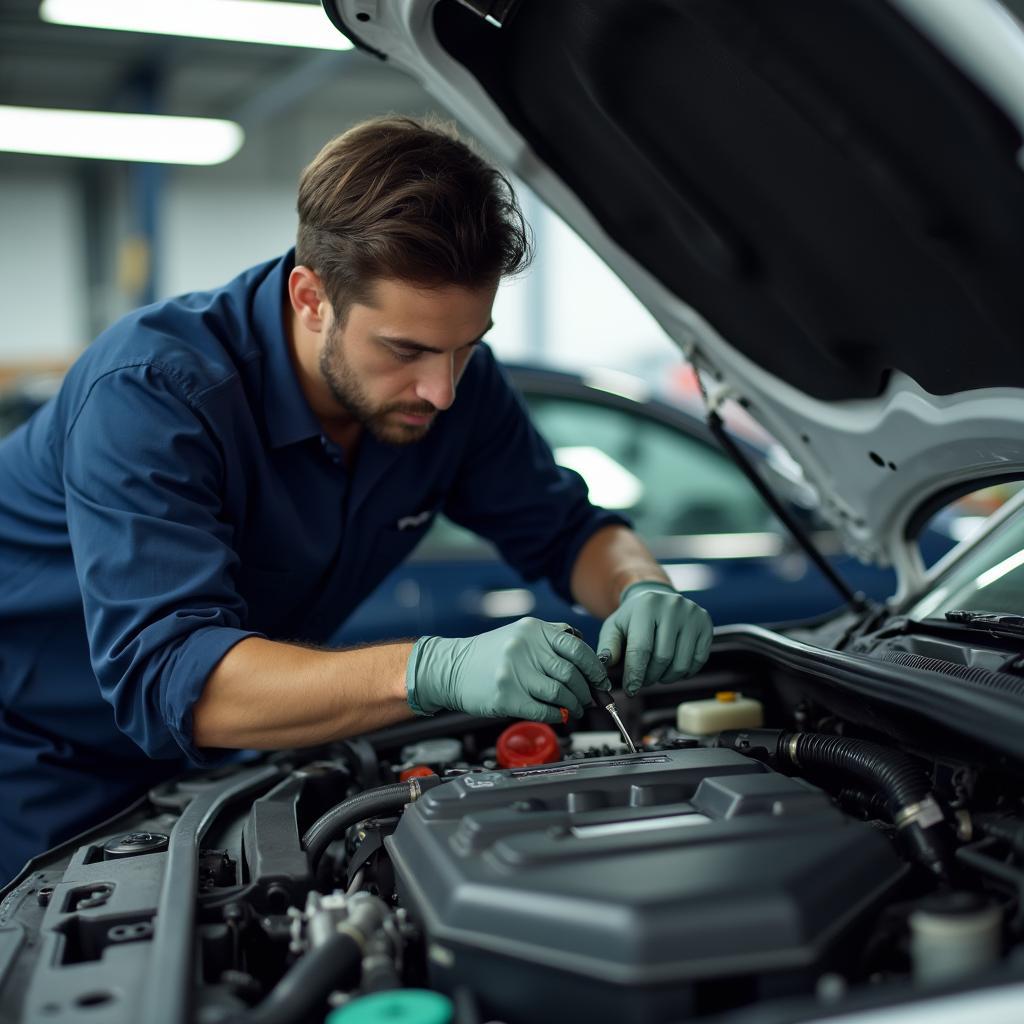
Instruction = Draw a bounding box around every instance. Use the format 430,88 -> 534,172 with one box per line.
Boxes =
296,115 -> 532,320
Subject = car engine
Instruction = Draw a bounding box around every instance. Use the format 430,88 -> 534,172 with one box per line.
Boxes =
387,745 -> 904,1023
2,644 -> 1023,1024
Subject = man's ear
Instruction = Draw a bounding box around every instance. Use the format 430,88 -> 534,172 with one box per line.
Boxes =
288,265 -> 330,333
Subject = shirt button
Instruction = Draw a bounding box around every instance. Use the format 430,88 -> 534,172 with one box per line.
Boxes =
319,435 -> 342,465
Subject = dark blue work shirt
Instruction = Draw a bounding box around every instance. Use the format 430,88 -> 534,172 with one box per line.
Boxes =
0,252 -> 624,883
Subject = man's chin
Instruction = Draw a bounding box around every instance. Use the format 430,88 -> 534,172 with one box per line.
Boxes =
368,419 -> 433,446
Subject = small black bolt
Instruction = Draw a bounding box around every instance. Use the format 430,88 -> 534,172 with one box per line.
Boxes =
265,884 -> 291,913
36,887 -> 54,907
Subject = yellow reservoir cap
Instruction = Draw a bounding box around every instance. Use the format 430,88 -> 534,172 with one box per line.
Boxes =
677,693 -> 764,735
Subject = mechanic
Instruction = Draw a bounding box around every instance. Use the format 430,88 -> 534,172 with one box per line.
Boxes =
0,117 -> 712,884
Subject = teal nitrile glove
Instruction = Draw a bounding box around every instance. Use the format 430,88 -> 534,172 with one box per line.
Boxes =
597,581 -> 714,697
406,617 -> 611,723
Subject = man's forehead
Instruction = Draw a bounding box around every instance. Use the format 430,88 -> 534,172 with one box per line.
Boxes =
360,276 -> 497,308
353,278 -> 496,348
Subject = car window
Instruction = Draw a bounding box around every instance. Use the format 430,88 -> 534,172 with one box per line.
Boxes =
910,491 -> 1024,619
419,390 -> 776,557
527,395 -> 774,537
916,482 -> 1024,569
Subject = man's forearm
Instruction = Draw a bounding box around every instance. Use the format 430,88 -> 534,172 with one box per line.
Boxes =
570,525 -> 670,618
193,636 -> 416,750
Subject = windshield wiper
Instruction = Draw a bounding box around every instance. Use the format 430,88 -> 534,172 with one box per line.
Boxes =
858,612 -> 1024,647
944,610 -> 1024,640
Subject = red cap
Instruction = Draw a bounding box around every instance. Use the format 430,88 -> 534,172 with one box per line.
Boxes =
496,722 -> 561,769
399,765 -> 436,781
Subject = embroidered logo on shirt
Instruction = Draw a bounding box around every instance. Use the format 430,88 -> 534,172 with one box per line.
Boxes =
396,510 -> 434,531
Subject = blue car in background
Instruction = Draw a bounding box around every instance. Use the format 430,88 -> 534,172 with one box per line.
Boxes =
0,362 -> 958,651
336,364 -> 957,649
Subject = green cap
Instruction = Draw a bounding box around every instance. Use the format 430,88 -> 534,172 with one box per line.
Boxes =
326,990 -> 453,1024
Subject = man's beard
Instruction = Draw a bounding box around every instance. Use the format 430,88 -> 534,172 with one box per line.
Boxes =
319,324 -> 436,445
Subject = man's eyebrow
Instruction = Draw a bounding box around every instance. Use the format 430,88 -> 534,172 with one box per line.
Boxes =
374,321 -> 494,354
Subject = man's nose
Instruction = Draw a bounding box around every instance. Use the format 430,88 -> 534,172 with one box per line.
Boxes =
414,355 -> 456,411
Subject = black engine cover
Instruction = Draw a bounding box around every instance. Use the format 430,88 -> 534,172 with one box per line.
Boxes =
387,746 -> 905,1023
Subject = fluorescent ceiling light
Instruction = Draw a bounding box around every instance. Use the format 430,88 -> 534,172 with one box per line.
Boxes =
0,106 -> 244,165
40,0 -> 354,50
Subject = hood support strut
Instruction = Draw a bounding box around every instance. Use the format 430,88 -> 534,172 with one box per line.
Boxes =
706,409 -> 868,614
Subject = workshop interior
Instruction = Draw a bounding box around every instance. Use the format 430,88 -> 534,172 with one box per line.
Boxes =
4,2 -> 1024,1024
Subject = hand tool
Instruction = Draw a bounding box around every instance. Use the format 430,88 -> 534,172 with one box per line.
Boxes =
558,627 -> 639,752
597,651 -> 639,753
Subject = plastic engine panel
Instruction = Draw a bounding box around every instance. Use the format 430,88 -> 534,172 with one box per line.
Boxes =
387,746 -> 906,1023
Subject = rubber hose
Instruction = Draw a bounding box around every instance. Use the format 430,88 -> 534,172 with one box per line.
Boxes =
786,733 -> 930,814
230,930 -> 360,1024
229,896 -> 389,1024
717,730 -> 949,874
302,776 -> 441,873
838,787 -> 891,821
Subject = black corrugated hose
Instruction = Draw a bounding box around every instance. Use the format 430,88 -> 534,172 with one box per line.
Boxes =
301,775 -> 442,877
716,729 -> 950,875
838,787 -> 891,821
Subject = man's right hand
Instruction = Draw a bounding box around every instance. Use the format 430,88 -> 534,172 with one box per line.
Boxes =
406,617 -> 611,723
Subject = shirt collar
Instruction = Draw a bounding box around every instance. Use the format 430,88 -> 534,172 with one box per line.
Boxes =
253,249 -> 323,450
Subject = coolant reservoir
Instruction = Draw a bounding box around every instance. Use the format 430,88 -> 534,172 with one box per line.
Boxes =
909,893 -> 1003,983
677,692 -> 764,735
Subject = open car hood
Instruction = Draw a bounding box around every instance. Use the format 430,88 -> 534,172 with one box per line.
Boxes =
323,0 -> 1024,593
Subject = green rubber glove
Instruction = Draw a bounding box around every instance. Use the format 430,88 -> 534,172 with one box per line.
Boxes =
597,581 -> 713,696
406,617 -> 611,722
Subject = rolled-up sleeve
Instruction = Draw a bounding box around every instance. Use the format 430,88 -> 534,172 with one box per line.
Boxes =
62,364 -> 261,765
443,351 -> 631,603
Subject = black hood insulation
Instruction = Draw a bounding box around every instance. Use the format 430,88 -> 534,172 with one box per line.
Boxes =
434,0 -> 1024,401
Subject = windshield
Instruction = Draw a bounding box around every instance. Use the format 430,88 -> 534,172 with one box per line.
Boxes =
909,498 -> 1024,620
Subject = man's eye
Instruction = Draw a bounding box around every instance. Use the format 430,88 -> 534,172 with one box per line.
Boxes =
389,347 -> 420,363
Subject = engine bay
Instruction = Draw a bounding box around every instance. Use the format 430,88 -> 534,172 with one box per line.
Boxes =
3,638 -> 1024,1024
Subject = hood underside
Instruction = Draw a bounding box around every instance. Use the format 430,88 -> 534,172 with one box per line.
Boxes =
326,0 -> 1024,591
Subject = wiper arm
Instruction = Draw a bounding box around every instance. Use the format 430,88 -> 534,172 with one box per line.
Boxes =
860,612 -> 1024,646
944,609 -> 1024,640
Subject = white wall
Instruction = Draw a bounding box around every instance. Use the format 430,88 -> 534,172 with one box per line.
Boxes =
0,158 -> 682,383
160,178 -> 298,297
487,194 -> 679,376
0,173 -> 87,359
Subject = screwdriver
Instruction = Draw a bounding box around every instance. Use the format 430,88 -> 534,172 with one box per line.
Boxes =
597,651 -> 639,753
559,627 -> 639,753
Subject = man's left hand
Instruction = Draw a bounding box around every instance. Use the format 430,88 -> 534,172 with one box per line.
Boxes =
597,581 -> 713,696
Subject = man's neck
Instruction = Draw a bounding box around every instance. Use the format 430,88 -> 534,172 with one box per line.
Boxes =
323,418 -> 364,469
284,303 -> 363,461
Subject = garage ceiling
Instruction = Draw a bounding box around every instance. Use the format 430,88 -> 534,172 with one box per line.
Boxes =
0,0 -> 431,175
